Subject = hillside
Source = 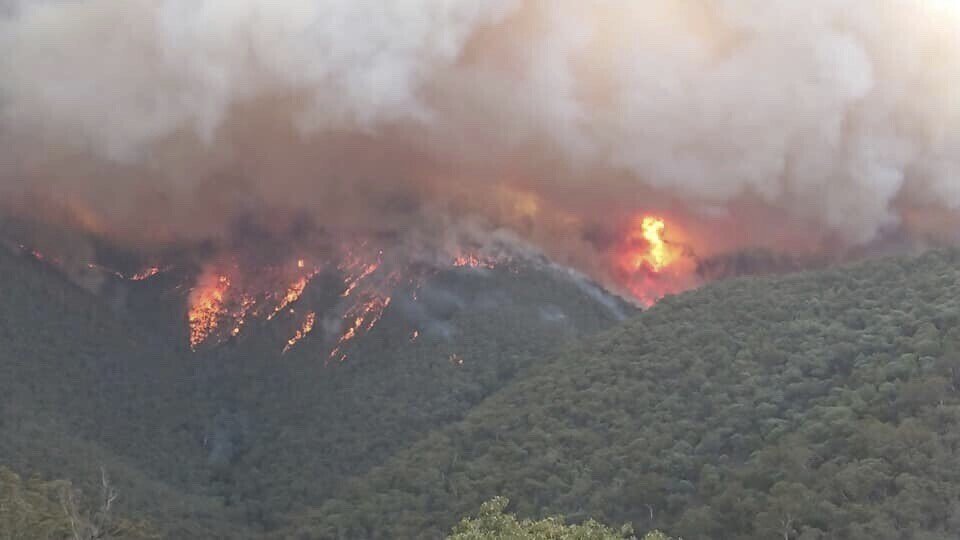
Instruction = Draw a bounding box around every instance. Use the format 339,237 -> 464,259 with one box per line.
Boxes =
291,249 -> 960,539
0,248 -> 251,537
0,245 -> 629,537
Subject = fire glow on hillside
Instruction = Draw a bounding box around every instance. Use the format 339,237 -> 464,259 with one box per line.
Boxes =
612,215 -> 691,306
10,206 -> 690,358
177,212 -> 686,356
3,0 -> 960,363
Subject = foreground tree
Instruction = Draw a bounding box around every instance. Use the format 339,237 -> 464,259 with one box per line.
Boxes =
0,466 -> 156,539
449,497 -> 671,540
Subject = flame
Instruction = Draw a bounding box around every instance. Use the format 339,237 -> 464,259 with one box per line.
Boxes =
130,266 -> 163,281
340,257 -> 380,297
328,294 -> 392,362
615,214 -> 690,305
283,311 -> 316,353
453,254 -> 497,269
409,330 -> 419,342
230,293 -> 257,337
267,275 -> 311,320
624,216 -> 677,273
188,273 -> 230,350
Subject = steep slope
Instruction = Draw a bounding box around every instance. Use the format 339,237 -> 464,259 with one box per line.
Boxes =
175,263 -> 632,529
0,248 -> 246,537
292,249 -> 960,539
0,245 -> 631,536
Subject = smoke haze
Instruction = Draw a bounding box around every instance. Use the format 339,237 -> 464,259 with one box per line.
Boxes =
2,0 -> 960,297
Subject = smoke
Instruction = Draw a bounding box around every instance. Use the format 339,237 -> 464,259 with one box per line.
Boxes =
2,0 -> 960,297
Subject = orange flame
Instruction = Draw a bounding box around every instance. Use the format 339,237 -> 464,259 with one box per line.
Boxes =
625,216 -> 677,273
341,261 -> 380,297
130,266 -> 162,281
616,214 -> 689,305
453,254 -> 496,269
188,274 -> 230,349
267,275 -> 311,320
283,311 -> 316,353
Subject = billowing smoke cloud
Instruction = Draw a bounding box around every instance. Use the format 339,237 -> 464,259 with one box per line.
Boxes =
2,0 -> 959,298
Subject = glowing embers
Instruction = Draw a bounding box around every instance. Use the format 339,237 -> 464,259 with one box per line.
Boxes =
87,262 -> 169,281
130,266 -> 164,281
338,248 -> 382,298
452,253 -> 497,269
283,311 -> 316,354
267,274 -> 314,321
328,290 -> 395,363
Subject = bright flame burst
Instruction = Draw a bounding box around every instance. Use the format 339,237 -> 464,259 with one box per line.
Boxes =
626,216 -> 676,273
616,215 -> 686,305
188,273 -> 230,349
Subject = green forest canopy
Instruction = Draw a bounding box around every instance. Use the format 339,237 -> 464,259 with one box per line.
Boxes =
5,246 -> 960,538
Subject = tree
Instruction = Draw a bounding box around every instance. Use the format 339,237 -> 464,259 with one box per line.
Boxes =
0,466 -> 156,540
449,496 -> 673,540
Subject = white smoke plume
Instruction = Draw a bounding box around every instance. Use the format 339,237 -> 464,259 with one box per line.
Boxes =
1,0 -> 959,295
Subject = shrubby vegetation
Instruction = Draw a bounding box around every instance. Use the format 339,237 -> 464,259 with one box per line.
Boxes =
0,466 -> 156,539
449,497 -> 668,540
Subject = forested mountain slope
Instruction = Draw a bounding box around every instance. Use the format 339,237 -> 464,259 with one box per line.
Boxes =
293,249 -> 960,540
203,264 -> 629,527
0,246 -> 629,537
0,248 -> 250,537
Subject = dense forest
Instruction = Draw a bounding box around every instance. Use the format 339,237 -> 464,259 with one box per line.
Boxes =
0,245 -> 629,538
290,249 -> 960,539
4,245 -> 960,538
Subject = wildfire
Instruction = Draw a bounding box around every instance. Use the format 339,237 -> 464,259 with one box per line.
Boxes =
130,266 -> 163,281
283,311 -> 316,353
188,273 -> 230,349
616,214 -> 689,305
267,275 -> 311,320
624,216 -> 677,273
328,294 -> 392,362
230,293 -> 258,337
175,218 -> 687,358
85,261 -> 167,281
453,254 -> 497,269
340,257 -> 381,297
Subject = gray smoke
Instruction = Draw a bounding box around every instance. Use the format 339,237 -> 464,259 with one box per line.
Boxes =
2,0 -> 960,293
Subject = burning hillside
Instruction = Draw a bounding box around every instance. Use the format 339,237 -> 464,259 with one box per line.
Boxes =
5,210 -> 680,357
178,220 -> 664,357
2,0 -> 959,347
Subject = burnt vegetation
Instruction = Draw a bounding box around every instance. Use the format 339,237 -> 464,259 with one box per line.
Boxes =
3,244 -> 960,538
